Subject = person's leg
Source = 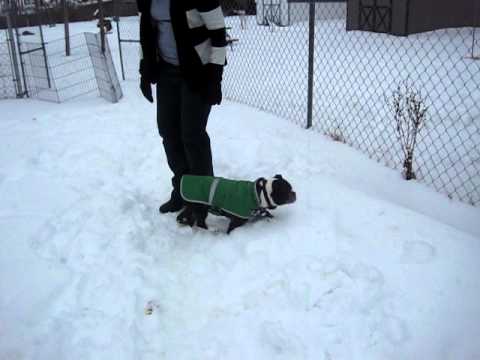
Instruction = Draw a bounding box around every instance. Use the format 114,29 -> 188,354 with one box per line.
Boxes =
179,82 -> 213,177
156,64 -> 189,212
175,82 -> 213,225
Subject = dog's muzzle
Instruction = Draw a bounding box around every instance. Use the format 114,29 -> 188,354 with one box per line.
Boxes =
287,191 -> 296,204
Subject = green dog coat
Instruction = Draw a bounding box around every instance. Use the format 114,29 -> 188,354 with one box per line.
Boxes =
180,175 -> 260,219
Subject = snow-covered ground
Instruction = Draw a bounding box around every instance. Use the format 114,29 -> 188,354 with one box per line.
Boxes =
1,80 -> 480,359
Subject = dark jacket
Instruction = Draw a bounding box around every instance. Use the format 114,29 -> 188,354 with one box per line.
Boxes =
137,0 -> 227,91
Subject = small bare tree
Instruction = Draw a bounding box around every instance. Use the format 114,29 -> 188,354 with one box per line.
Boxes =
387,82 -> 428,180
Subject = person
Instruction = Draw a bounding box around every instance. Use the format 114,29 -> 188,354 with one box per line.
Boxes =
137,0 -> 227,216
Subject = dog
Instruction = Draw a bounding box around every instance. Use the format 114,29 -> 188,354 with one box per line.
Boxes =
176,174 -> 296,234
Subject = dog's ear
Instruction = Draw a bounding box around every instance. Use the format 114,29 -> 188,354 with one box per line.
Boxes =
274,174 -> 283,180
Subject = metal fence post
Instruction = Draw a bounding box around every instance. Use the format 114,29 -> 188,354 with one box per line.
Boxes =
98,0 -> 106,53
11,8 -> 29,98
115,17 -> 126,80
306,1 -> 315,129
471,0 -> 479,59
35,0 -> 51,88
5,12 -> 23,97
113,0 -> 126,80
62,0 -> 70,56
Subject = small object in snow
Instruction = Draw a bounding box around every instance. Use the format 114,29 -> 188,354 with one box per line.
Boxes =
22,30 -> 35,36
144,300 -> 159,315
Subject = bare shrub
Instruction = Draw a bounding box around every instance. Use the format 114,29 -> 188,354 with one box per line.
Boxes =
387,82 -> 428,180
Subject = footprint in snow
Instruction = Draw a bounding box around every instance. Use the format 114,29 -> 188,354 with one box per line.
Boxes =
382,315 -> 409,345
400,240 -> 436,264
260,321 -> 306,359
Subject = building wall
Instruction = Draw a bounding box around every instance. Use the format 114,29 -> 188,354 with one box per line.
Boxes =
346,0 -> 408,35
408,0 -> 478,34
290,2 -> 346,24
347,0 -> 479,36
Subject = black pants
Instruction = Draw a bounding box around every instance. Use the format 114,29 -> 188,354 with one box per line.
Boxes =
156,62 -> 213,201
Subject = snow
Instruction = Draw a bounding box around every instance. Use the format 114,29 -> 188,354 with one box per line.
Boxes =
1,80 -> 480,359
1,15 -> 480,360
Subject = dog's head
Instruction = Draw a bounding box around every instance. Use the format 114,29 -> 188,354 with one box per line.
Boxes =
270,174 -> 296,205
256,175 -> 296,209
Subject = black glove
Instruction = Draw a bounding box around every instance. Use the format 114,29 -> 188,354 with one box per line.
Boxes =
140,77 -> 153,103
139,57 -> 157,82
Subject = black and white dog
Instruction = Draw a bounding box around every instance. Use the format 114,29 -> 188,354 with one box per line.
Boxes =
177,174 -> 296,234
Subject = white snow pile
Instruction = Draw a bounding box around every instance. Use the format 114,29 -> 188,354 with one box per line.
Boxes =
1,84 -> 479,360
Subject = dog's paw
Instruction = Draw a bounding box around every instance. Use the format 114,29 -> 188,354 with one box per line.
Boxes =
196,219 -> 208,230
176,208 -> 195,227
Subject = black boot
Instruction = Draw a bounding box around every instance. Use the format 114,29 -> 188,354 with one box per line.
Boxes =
159,191 -> 183,214
159,199 -> 183,214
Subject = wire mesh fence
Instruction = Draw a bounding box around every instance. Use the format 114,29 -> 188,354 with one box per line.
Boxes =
240,1 -> 480,205
307,12 -> 479,205
18,33 -> 122,102
31,33 -> 99,102
114,15 -> 139,80
0,24 -> 123,102
0,37 -> 16,99
86,32 -> 123,103
1,1 -> 123,103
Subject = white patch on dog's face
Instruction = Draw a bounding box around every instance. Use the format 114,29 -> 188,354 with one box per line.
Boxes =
258,178 -> 277,209
266,178 -> 276,205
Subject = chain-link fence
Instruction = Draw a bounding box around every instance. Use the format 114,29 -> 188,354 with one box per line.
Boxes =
0,25 -> 21,99
228,0 -> 479,205
0,37 -> 16,99
114,15 -> 139,80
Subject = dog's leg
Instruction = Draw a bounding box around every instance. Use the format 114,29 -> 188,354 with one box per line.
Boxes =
261,209 -> 274,219
227,217 -> 248,234
251,208 -> 274,222
193,204 -> 208,230
176,206 -> 194,227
